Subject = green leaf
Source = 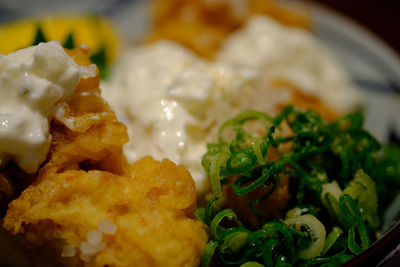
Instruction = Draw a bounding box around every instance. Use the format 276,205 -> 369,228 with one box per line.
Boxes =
90,44 -> 108,79
63,32 -> 75,49
32,24 -> 46,45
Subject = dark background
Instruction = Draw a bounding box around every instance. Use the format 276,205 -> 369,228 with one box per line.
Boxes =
311,0 -> 400,55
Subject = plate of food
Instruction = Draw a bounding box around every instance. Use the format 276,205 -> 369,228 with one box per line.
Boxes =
0,0 -> 399,266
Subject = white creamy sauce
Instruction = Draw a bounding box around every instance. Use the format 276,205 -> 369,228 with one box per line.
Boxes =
102,16 -> 362,194
102,40 -> 260,193
217,15 -> 363,113
0,41 -> 80,173
203,0 -> 249,17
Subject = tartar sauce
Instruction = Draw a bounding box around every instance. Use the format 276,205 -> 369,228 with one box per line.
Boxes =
102,16 -> 362,194
0,41 -> 80,173
218,16 -> 362,113
102,40 -> 259,194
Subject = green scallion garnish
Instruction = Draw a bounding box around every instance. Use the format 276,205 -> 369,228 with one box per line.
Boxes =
198,105 -> 385,266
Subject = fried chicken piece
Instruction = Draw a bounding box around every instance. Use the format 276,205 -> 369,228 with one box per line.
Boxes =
220,146 -> 291,229
272,80 -> 340,122
3,48 -> 208,267
4,157 -> 208,267
223,174 -> 291,229
0,46 -> 126,213
147,0 -> 311,59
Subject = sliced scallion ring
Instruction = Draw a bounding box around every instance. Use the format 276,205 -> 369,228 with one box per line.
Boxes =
284,214 -> 326,259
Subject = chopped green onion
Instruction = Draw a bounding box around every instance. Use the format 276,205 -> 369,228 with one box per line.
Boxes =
344,169 -> 379,228
210,209 -> 243,239
321,181 -> 342,208
197,106 -> 383,266
262,239 -> 283,266
240,262 -> 265,267
285,207 -> 303,219
252,138 -> 267,165
200,240 -> 218,267
209,152 -> 229,203
284,214 -> 326,259
321,226 -> 343,255
227,149 -> 257,175
220,231 -> 249,255
339,194 -> 370,254
195,207 -> 206,224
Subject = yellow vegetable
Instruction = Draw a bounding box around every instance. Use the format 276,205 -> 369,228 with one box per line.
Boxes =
0,14 -> 119,63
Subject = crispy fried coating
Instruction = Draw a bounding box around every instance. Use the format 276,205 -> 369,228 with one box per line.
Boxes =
0,47 -> 127,216
272,80 -> 340,122
4,157 -> 208,267
3,48 -> 208,267
147,0 -> 311,59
